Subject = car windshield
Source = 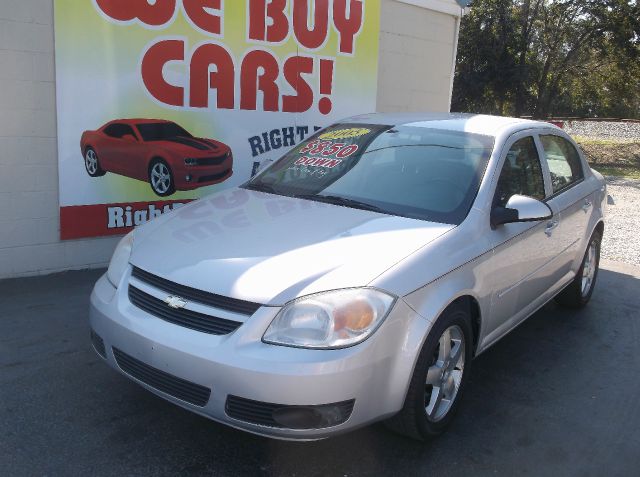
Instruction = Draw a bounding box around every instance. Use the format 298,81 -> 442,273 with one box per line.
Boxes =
137,122 -> 193,141
243,123 -> 495,225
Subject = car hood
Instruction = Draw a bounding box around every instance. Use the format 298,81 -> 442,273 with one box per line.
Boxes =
130,188 -> 454,305
154,137 -> 229,156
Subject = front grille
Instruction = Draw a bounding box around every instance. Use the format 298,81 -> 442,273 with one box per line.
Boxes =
90,329 -> 106,358
113,347 -> 211,407
131,266 -> 260,315
225,395 -> 355,429
196,156 -> 228,166
198,168 -> 232,183
129,286 -> 242,335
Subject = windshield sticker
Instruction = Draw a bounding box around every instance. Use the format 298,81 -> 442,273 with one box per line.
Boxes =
318,128 -> 371,140
294,157 -> 342,168
298,141 -> 359,158
288,164 -> 330,179
270,123 -> 391,180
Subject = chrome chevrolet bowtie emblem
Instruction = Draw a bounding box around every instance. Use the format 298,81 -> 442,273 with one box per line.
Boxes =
164,295 -> 188,309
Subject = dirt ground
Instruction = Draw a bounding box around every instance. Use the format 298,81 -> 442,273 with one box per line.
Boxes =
575,139 -> 640,178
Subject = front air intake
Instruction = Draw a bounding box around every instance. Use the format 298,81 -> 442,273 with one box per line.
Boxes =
113,347 -> 211,407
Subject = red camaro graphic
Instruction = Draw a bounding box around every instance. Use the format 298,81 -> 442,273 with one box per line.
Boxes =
80,119 -> 233,197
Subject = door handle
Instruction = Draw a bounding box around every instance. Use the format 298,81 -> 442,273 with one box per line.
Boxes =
545,220 -> 559,237
582,199 -> 592,212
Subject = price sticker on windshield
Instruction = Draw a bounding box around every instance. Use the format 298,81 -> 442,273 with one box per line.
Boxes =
283,124 -> 388,178
318,128 -> 371,140
298,141 -> 359,158
294,156 -> 343,168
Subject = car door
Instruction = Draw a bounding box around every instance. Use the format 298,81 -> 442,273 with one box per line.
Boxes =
103,123 -> 141,177
536,132 -> 590,276
484,133 -> 565,343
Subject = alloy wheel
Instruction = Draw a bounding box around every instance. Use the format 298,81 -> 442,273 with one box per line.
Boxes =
150,162 -> 171,194
581,240 -> 598,297
425,325 -> 465,422
85,149 -> 98,174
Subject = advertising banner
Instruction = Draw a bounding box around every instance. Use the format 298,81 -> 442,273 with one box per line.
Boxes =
54,0 -> 381,240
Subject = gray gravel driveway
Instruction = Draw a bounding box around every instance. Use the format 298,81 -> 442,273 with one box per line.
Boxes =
602,177 -> 640,265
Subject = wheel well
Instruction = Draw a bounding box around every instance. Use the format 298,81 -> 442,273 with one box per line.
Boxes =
594,221 -> 604,238
448,295 -> 481,357
148,156 -> 168,172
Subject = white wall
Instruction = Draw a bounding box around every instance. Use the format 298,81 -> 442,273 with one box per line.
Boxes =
0,0 -> 461,279
377,0 -> 461,112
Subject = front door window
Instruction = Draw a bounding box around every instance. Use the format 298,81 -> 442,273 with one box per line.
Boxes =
494,136 -> 546,207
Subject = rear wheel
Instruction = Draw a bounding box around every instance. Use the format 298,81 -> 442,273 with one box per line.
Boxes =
84,147 -> 106,177
555,230 -> 602,308
149,159 -> 175,197
385,303 -> 473,440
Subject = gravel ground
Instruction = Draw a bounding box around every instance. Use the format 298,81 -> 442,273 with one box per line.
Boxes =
602,177 -> 640,265
564,120 -> 640,140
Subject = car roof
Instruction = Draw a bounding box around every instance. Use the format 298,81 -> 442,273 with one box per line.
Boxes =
340,113 -> 558,138
107,118 -> 173,126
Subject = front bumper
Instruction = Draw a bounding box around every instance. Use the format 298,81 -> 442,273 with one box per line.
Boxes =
174,156 -> 233,190
89,270 -> 429,440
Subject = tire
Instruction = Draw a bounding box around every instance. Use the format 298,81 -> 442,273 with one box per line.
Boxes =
385,302 -> 473,440
148,158 -> 175,197
84,147 -> 106,177
555,230 -> 602,308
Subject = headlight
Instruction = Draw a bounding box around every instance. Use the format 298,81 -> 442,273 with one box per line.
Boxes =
263,288 -> 396,349
106,232 -> 134,288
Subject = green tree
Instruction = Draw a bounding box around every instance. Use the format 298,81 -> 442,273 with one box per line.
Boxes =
453,0 -> 519,115
452,0 -> 640,118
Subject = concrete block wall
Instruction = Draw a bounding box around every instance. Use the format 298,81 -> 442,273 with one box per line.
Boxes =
0,0 -> 461,280
0,0 -> 120,279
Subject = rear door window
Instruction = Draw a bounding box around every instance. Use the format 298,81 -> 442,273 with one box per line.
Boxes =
540,135 -> 584,194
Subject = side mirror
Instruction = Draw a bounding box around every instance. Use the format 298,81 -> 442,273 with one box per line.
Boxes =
491,194 -> 552,228
122,134 -> 137,142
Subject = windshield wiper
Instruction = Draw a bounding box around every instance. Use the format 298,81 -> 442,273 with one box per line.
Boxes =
243,183 -> 278,194
295,194 -> 385,213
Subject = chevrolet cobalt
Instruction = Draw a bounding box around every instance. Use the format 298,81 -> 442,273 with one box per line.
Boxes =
90,113 -> 606,440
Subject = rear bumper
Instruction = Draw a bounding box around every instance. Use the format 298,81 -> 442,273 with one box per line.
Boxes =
89,271 -> 429,440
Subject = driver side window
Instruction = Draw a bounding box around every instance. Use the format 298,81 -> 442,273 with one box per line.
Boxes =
494,136 -> 546,207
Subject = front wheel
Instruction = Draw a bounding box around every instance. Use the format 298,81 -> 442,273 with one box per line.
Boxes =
555,230 -> 602,308
149,159 -> 175,197
84,147 -> 106,177
385,303 -> 473,440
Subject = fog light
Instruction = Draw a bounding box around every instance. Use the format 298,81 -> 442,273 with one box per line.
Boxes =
185,174 -> 192,182
271,401 -> 354,429
226,395 -> 355,429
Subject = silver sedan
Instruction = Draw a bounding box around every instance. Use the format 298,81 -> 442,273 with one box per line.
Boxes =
90,113 -> 607,440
